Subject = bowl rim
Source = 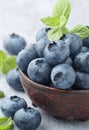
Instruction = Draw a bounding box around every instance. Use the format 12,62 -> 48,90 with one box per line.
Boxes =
20,70 -> 89,94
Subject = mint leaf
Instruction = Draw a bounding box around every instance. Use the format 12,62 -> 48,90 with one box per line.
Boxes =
62,26 -> 69,34
41,16 -> 59,27
48,27 -> 63,41
0,117 -> 13,130
0,50 -> 7,72
0,117 -> 8,125
48,26 -> 69,41
41,15 -> 67,27
2,56 -> 17,74
59,15 -> 67,26
71,25 -> 89,39
0,90 -> 5,98
0,50 -> 17,74
53,0 -> 71,21
0,64 -> 3,72
0,50 -> 7,63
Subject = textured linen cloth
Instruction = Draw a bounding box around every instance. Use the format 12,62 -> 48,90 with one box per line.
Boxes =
0,0 -> 89,130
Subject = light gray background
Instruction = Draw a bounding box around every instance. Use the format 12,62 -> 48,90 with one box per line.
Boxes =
0,0 -> 89,130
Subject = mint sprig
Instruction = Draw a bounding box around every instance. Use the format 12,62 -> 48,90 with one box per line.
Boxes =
0,50 -> 17,74
41,0 -> 89,41
0,117 -> 13,130
41,0 -> 71,41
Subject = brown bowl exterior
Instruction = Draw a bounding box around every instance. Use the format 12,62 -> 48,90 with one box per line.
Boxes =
20,71 -> 89,121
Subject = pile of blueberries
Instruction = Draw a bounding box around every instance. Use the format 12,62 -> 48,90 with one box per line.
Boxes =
4,27 -> 89,90
2,27 -> 89,130
1,96 -> 41,130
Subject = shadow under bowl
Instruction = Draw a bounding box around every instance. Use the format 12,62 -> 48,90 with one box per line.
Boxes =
20,70 -> 89,121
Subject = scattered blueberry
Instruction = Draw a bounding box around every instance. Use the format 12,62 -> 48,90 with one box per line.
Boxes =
80,46 -> 89,53
64,57 -> 73,66
64,34 -> 83,58
4,33 -> 26,55
16,44 -> 38,72
83,36 -> 89,48
36,39 -> 49,57
36,27 -> 50,42
6,68 -> 24,91
14,107 -> 41,130
51,64 -> 76,89
27,58 -> 51,84
1,96 -> 27,118
74,52 -> 89,73
44,40 -> 70,66
75,72 -> 89,89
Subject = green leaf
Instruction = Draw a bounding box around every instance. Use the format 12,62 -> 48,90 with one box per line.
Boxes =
62,26 -> 69,34
0,117 -> 13,130
0,51 -> 7,71
41,16 -> 59,27
0,64 -> 3,72
53,0 -> 71,21
59,15 -> 67,26
0,91 -> 5,98
0,50 -> 17,74
41,15 -> 67,27
0,50 -> 7,63
2,56 -> 17,74
71,25 -> 89,39
48,27 -> 63,41
48,26 -> 69,41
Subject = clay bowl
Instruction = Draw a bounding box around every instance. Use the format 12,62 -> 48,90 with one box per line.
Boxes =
20,70 -> 89,121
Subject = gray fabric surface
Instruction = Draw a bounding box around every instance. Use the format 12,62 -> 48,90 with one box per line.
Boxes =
0,0 -> 89,129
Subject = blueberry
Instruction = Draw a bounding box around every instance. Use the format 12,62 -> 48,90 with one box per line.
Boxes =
64,57 -> 73,66
44,40 -> 70,66
14,107 -> 41,130
63,34 -> 83,58
27,58 -> 51,84
49,82 -> 54,88
83,36 -> 89,48
4,33 -> 26,55
74,52 -> 89,73
80,46 -> 89,53
1,96 -> 27,118
75,72 -> 89,89
6,68 -> 24,91
51,64 -> 76,89
36,27 -> 50,42
36,39 -> 49,57
16,44 -> 38,72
